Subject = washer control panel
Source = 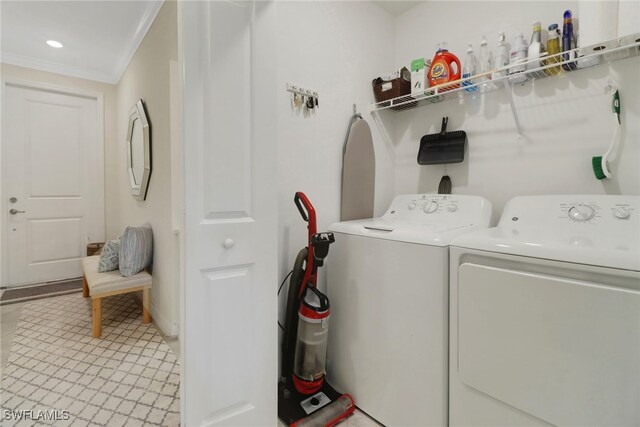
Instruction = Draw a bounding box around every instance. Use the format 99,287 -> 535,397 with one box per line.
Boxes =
396,194 -> 462,216
383,194 -> 491,225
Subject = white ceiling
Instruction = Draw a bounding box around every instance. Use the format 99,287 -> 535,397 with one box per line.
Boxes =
373,0 -> 421,16
0,1 -> 163,84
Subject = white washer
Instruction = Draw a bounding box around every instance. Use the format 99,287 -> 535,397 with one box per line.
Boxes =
326,194 -> 492,426
449,195 -> 640,427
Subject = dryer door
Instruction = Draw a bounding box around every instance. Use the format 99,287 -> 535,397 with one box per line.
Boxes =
458,263 -> 640,426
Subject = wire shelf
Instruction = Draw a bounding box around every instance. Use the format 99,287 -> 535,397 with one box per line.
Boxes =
371,35 -> 640,113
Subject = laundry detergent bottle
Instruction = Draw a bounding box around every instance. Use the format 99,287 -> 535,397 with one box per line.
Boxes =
428,42 -> 461,90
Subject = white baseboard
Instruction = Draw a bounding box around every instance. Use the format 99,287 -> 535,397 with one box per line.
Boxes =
133,292 -> 179,337
151,300 -> 179,337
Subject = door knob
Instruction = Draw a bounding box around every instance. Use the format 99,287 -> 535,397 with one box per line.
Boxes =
223,238 -> 235,249
9,208 -> 25,215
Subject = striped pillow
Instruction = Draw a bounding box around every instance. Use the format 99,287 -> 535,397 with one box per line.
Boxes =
119,224 -> 153,277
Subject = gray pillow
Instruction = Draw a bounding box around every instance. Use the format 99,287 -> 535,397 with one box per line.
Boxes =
98,239 -> 120,272
119,224 -> 153,277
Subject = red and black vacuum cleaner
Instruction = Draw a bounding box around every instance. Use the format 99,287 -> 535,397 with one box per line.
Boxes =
278,192 -> 355,427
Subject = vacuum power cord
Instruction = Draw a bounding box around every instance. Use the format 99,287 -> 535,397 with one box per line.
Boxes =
278,270 -> 293,330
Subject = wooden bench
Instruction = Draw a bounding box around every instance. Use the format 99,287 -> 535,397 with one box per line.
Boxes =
81,256 -> 152,338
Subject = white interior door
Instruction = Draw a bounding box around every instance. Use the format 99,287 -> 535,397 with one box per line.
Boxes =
181,1 -> 277,425
2,82 -> 105,287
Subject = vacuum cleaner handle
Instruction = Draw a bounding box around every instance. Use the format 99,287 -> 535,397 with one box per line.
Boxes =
294,192 -> 316,227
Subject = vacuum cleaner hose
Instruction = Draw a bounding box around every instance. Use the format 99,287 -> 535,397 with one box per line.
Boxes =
282,247 -> 308,381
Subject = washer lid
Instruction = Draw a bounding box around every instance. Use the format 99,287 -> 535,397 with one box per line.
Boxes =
330,218 -> 482,246
329,194 -> 492,246
452,195 -> 640,271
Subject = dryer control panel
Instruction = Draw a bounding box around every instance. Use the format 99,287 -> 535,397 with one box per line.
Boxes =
383,194 -> 492,226
451,194 -> 639,272
498,195 -> 639,228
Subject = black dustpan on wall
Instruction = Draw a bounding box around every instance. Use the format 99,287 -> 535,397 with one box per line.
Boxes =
417,117 -> 467,165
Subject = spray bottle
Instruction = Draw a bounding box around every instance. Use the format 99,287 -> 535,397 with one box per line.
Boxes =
462,44 -> 477,92
477,36 -> 494,91
508,33 -> 528,84
493,31 -> 509,79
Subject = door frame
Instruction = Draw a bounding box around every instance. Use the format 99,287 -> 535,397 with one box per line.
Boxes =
0,78 -> 105,287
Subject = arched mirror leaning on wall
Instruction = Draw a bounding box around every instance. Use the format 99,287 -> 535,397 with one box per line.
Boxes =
127,99 -> 151,201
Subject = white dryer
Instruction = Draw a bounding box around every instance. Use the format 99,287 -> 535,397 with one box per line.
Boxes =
326,194 -> 492,426
449,195 -> 640,426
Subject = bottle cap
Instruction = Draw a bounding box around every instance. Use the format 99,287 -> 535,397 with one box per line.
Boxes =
548,23 -> 558,30
532,21 -> 541,31
467,43 -> 474,53
436,41 -> 448,52
564,10 -> 572,20
480,36 -> 487,46
498,31 -> 505,43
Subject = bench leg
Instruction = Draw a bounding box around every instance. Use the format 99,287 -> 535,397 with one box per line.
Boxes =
82,275 -> 89,298
143,288 -> 152,324
92,298 -> 102,338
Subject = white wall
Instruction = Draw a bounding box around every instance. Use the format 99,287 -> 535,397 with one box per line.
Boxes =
390,1 -> 640,223
276,1 -> 396,304
110,1 -> 180,336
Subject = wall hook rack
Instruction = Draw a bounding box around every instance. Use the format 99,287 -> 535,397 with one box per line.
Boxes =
286,83 -> 319,109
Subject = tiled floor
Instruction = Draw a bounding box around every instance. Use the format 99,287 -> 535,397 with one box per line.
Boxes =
0,299 -> 25,372
2,289 -> 376,427
1,292 -> 181,426
334,410 -> 382,426
0,291 -> 180,373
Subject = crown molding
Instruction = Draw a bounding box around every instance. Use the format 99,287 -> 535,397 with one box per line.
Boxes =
0,0 -> 164,85
112,0 -> 164,84
1,52 -> 117,84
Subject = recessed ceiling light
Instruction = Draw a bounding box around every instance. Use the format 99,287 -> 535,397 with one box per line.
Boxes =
46,40 -> 63,48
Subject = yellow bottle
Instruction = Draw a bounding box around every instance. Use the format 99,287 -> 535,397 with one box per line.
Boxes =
546,23 -> 561,76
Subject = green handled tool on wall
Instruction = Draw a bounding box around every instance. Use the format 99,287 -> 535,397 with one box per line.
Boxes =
592,89 -> 621,180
